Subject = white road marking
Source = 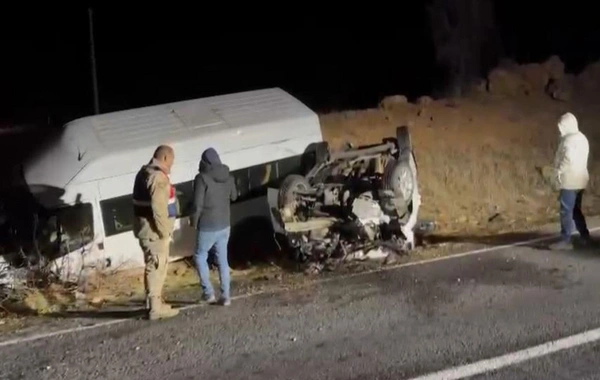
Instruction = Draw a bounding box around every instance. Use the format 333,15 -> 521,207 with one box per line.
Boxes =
0,319 -> 126,349
0,227 -> 597,349
409,327 -> 600,380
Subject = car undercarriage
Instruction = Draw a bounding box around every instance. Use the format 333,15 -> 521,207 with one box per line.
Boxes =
268,126 -> 426,271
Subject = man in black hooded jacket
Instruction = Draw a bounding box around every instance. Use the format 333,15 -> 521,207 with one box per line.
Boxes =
190,147 -> 237,305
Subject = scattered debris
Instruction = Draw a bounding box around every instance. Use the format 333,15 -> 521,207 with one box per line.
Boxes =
383,252 -> 401,266
0,256 -> 12,287
304,263 -> 323,276
364,248 -> 389,260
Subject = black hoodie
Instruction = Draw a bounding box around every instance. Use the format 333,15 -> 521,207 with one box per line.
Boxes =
190,148 -> 238,231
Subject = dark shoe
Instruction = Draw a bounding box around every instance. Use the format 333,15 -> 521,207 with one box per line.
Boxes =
548,240 -> 574,251
580,235 -> 596,245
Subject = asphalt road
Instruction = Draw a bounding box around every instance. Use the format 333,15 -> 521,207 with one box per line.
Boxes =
1,235 -> 600,380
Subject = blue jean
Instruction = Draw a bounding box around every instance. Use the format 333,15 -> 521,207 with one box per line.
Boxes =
194,227 -> 231,300
559,189 -> 590,242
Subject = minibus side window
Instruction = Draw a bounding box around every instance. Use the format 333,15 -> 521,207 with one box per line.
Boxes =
100,184 -> 192,237
277,155 -> 303,180
98,154 -> 304,237
229,156 -> 303,203
231,167 -> 249,200
37,203 -> 95,257
100,195 -> 134,237
173,181 -> 193,218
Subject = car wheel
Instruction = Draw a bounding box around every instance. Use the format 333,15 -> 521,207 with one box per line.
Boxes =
278,174 -> 311,210
382,158 -> 415,209
396,126 -> 412,162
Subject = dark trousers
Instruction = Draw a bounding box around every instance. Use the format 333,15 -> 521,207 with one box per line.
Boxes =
559,189 -> 590,242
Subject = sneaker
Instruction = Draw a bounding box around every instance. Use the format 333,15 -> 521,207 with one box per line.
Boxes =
203,295 -> 217,304
218,298 -> 231,306
548,240 -> 574,251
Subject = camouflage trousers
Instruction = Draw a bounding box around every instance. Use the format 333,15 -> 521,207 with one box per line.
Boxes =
138,238 -> 170,303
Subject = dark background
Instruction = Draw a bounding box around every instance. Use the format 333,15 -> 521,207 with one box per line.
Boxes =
1,3 -> 600,128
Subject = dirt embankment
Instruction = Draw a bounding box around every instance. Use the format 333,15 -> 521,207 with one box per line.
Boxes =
321,56 -> 600,236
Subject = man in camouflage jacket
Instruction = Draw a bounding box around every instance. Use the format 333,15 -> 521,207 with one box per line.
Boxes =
132,145 -> 179,320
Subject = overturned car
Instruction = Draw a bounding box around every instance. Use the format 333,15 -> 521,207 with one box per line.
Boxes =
267,126 -> 422,266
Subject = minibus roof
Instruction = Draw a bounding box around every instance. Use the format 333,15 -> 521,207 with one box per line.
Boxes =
23,87 -> 322,200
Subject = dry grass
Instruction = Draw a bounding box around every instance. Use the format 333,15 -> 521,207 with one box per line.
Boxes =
0,256 -> 291,316
65,259 -> 290,306
321,92 -> 600,236
1,284 -> 75,316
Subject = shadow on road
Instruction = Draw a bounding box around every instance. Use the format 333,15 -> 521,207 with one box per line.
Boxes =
44,298 -> 208,320
422,231 -> 553,249
46,309 -> 147,320
227,216 -> 294,271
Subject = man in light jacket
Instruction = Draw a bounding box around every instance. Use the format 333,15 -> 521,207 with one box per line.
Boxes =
190,148 -> 237,305
549,112 -> 592,250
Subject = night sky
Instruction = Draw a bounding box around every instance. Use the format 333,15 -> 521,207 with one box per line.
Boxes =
2,3 -> 600,128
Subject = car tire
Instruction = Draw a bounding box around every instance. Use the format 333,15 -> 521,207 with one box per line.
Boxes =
278,174 -> 311,210
396,126 -> 412,162
382,158 -> 415,208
